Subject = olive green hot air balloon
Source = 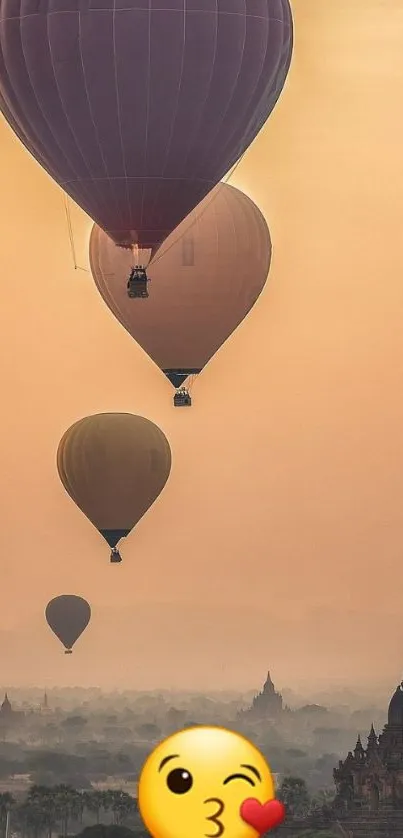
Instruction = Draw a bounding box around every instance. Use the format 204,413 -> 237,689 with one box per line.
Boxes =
57,413 -> 172,562
45,595 -> 91,654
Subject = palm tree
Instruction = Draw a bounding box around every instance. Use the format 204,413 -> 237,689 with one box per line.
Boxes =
53,785 -> 82,838
18,798 -> 48,838
17,786 -> 137,838
103,793 -> 136,826
278,776 -> 311,818
83,791 -> 108,825
26,786 -> 59,838
0,793 -> 16,838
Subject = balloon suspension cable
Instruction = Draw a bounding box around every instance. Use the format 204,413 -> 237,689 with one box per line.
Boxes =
150,152 -> 246,268
186,373 -> 197,393
63,194 -> 90,273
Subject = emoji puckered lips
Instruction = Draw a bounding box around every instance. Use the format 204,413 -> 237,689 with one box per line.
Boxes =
138,726 -> 278,838
240,798 -> 286,834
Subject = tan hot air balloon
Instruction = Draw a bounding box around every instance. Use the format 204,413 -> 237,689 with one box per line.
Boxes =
89,183 -> 271,405
57,414 -> 172,562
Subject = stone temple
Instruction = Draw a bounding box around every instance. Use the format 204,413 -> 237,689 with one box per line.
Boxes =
240,671 -> 284,720
333,680 -> 403,836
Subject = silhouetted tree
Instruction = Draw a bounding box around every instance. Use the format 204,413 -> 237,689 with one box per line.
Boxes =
53,784 -> 82,837
13,784 -> 139,838
26,751 -> 87,783
25,786 -> 57,838
278,776 -> 311,818
0,793 -> 16,838
17,799 -> 48,838
135,724 -> 160,740
62,717 -> 88,733
103,792 -> 137,825
83,792 -> 106,825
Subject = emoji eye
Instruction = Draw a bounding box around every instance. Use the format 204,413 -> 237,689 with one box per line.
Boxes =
223,773 -> 256,787
166,767 -> 193,794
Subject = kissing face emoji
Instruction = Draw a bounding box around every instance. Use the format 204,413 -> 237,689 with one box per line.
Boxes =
138,726 -> 277,838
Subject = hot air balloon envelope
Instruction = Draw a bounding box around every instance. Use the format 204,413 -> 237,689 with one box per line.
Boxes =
0,0 -> 292,249
90,183 -> 272,387
45,595 -> 91,653
57,413 -> 172,553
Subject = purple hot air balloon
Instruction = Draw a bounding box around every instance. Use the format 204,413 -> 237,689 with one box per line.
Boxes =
0,0 -> 293,252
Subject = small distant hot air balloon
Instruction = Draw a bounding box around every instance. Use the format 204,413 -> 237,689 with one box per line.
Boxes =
90,183 -> 272,405
0,0 -> 292,254
57,413 -> 172,561
45,595 -> 91,655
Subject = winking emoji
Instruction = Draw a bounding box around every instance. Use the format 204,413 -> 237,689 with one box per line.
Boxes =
138,725 -> 285,838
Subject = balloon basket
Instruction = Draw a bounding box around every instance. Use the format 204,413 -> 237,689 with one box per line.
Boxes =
174,391 -> 192,407
64,649 -> 73,655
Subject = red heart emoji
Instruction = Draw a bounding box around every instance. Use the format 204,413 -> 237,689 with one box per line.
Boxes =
240,798 -> 286,834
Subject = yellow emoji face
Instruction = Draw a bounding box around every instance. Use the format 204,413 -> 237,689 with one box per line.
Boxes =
138,726 -> 275,838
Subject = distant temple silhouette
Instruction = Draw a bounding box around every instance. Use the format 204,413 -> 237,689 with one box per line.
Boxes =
0,691 -> 52,725
0,693 -> 12,718
41,691 -> 51,714
0,692 -> 25,724
240,671 -> 285,720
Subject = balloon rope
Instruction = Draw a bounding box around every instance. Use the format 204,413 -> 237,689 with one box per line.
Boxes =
187,373 -> 197,393
150,152 -> 246,268
63,194 -> 90,273
63,152 -> 245,274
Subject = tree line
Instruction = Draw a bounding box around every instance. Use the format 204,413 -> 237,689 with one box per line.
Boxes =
278,775 -> 336,818
0,786 -> 139,838
0,776 -> 336,838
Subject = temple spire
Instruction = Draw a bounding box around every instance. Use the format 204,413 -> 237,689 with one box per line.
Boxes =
263,671 -> 275,692
367,724 -> 377,750
354,735 -> 364,761
0,693 -> 12,716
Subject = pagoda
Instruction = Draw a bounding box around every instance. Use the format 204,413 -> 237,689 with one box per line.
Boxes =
240,671 -> 284,720
334,681 -> 403,812
0,693 -> 12,718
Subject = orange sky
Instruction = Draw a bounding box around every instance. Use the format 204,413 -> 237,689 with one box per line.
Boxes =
2,0 -> 403,694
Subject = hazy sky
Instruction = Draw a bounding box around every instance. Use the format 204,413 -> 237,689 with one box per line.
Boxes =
2,0 -> 403,693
